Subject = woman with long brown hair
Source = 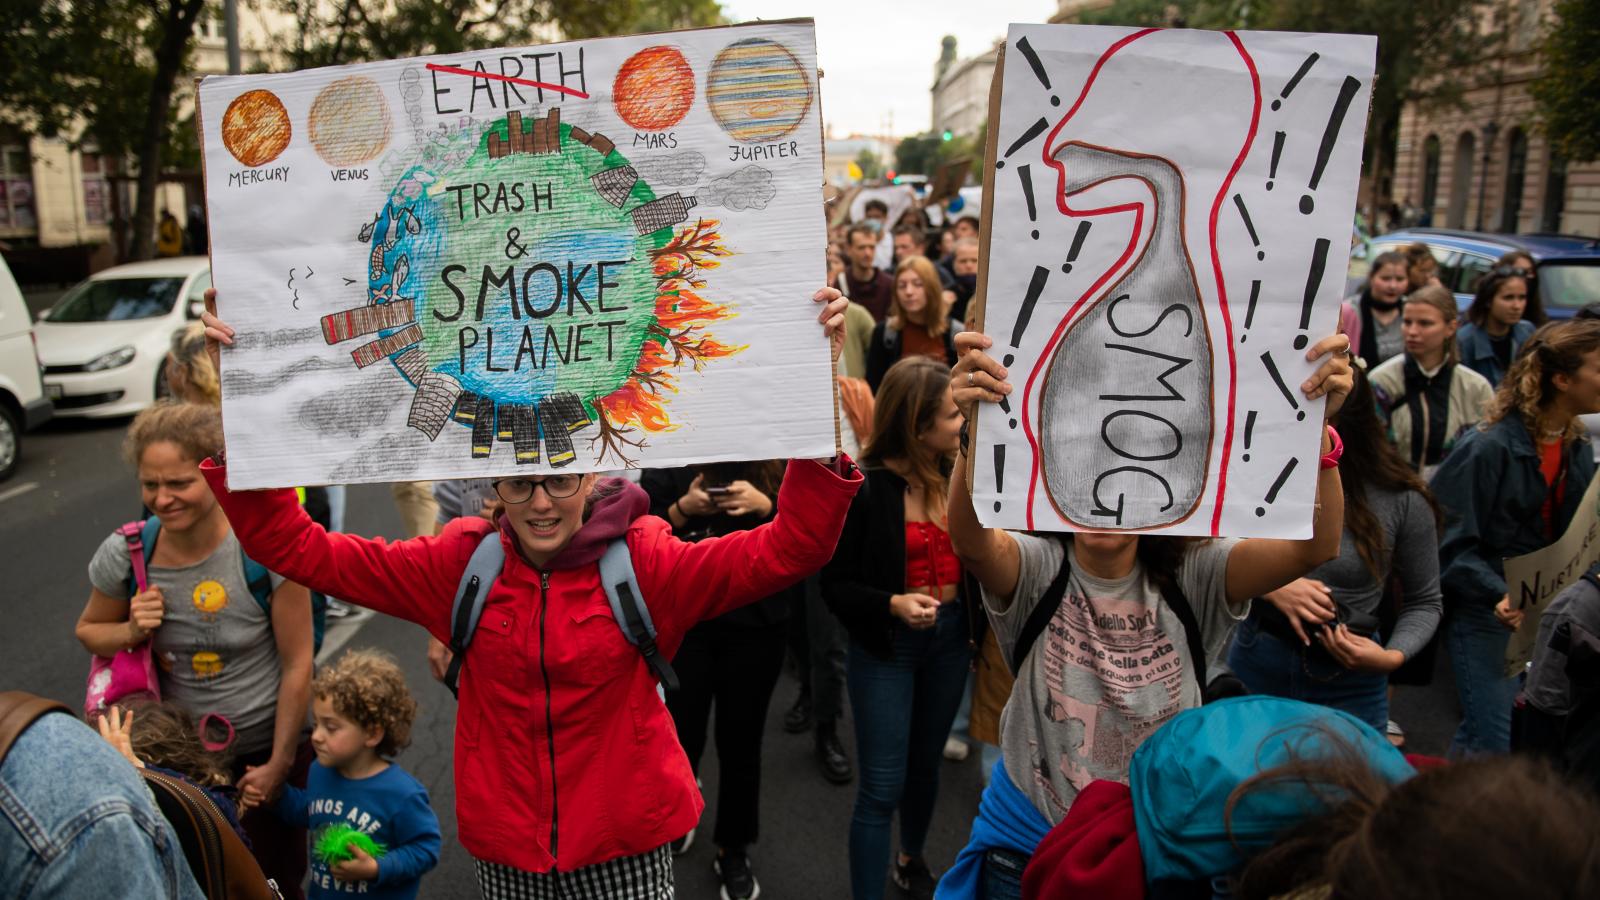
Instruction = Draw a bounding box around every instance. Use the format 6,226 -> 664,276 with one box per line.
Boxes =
1339,250 -> 1409,370
1433,318 -> 1600,755
1458,265 -> 1543,386
865,256 -> 960,391
1228,366 -> 1444,731
823,356 -> 972,900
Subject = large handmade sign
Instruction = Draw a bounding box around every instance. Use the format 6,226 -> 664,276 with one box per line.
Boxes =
972,25 -> 1376,537
1503,472 -> 1600,676
198,21 -> 829,489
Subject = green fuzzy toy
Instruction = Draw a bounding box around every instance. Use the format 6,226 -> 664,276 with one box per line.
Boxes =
313,823 -> 387,866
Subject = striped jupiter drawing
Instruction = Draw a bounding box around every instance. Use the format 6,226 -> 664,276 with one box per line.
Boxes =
705,38 -> 813,143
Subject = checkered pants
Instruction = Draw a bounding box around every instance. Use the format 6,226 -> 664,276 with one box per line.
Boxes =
474,845 -> 674,899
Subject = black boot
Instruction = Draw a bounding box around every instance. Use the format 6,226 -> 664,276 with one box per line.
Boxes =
783,690 -> 813,734
814,720 -> 853,784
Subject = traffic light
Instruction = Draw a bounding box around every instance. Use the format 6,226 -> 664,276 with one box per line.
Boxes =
941,129 -> 954,142
886,169 -> 898,184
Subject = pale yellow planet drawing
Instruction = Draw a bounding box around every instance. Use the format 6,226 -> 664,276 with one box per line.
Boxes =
308,76 -> 393,167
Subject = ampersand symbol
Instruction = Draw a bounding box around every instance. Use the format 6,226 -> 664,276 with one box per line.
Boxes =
504,228 -> 527,260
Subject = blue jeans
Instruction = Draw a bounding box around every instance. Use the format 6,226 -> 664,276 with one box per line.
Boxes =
1447,601 -> 1519,755
1227,615 -> 1389,731
981,848 -> 1027,900
847,601 -> 973,900
0,712 -> 204,899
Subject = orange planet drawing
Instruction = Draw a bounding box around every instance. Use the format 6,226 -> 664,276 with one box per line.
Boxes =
221,89 -> 291,167
613,46 -> 695,132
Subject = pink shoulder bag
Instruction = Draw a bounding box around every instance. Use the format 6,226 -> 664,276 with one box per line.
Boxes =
84,521 -> 162,717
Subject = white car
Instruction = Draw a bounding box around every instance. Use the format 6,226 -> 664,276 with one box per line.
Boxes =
0,254 -> 53,479
35,257 -> 211,417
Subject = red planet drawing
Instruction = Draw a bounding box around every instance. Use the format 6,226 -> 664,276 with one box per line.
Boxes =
613,46 -> 696,132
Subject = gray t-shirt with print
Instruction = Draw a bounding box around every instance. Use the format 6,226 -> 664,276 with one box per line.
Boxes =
89,529 -> 287,755
984,534 -> 1243,825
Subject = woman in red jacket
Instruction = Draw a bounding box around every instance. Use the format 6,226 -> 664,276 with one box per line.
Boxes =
198,288 -> 860,898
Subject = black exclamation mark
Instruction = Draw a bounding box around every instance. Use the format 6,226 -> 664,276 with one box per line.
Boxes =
1062,221 -> 1091,273
1018,165 -> 1039,239
1009,265 -> 1051,347
1267,131 -> 1285,190
1014,36 -> 1061,107
995,118 -> 1050,170
992,444 -> 1006,513
1241,280 -> 1262,343
1272,52 -> 1319,111
1256,457 -> 1298,517
1242,410 -> 1258,461
1300,76 -> 1362,215
1294,238 -> 1331,350
1260,351 -> 1305,421
1234,194 -> 1265,261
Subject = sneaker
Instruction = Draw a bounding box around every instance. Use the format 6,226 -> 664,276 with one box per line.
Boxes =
892,855 -> 937,900
815,725 -> 854,784
1386,719 -> 1406,748
943,736 -> 970,761
783,692 -> 814,734
324,598 -> 355,618
670,827 -> 695,856
714,849 -> 761,900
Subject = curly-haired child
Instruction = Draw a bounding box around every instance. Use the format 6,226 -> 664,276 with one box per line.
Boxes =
271,649 -> 440,899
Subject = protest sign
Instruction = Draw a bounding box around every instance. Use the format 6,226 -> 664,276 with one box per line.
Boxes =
1503,470 -> 1600,677
970,25 -> 1376,537
198,21 -> 830,490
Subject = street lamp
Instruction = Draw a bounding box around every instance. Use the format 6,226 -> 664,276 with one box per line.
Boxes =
1475,120 -> 1499,231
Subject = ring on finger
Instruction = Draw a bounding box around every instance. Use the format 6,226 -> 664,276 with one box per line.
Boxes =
967,371 -> 976,386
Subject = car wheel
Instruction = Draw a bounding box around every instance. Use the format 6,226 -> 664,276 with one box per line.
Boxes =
0,404 -> 19,482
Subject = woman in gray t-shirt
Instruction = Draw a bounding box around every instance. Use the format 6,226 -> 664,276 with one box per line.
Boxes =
74,402 -> 314,890
945,328 -> 1353,831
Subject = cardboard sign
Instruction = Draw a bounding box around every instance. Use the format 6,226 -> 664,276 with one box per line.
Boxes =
1504,471 -> 1600,676
198,21 -> 830,489
971,25 -> 1375,537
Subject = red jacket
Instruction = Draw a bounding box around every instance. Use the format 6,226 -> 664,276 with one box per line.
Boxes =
202,458 -> 860,872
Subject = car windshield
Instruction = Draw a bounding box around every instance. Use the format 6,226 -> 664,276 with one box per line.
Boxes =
1541,263 -> 1600,312
45,277 -> 183,322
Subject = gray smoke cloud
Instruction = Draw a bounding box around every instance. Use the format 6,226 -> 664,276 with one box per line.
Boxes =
699,166 -> 776,211
633,152 -> 707,187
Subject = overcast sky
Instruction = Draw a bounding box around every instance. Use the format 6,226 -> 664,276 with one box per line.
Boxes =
721,0 -> 1056,138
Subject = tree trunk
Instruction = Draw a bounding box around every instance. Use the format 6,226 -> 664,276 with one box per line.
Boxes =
128,0 -> 204,261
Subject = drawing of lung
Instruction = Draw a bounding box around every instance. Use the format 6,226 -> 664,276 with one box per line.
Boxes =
1039,144 -> 1213,530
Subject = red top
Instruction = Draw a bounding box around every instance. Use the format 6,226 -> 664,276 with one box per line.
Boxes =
203,457 -> 860,874
1540,438 -> 1564,535
905,520 -> 962,597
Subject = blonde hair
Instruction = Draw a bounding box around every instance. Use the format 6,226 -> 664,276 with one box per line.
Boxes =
890,256 -> 949,340
123,401 -> 223,467
1405,285 -> 1460,365
313,649 -> 417,758
168,323 -> 220,407
1488,319 -> 1600,441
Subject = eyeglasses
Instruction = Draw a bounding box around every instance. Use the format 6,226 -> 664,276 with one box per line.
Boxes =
494,474 -> 582,504
1492,265 -> 1534,279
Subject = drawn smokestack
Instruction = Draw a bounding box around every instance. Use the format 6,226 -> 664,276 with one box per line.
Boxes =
546,392 -> 593,433
407,371 -> 461,440
453,391 -> 481,425
591,166 -> 639,208
394,346 -> 428,384
539,402 -> 578,467
510,405 -> 540,465
630,194 -> 697,235
471,395 -> 496,458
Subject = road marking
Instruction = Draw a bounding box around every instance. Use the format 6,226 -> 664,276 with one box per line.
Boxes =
316,605 -> 374,665
0,482 -> 38,504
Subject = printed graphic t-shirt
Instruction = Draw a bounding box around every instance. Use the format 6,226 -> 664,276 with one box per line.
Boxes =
985,535 -> 1243,825
89,528 -> 287,754
276,762 -> 442,899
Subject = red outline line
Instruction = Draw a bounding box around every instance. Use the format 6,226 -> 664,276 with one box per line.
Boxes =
424,63 -> 591,99
1207,32 -> 1261,535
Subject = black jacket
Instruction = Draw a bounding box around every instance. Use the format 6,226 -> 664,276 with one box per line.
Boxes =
821,466 -> 981,660
864,318 -> 961,391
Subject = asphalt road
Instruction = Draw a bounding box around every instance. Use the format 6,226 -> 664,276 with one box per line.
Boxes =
2,417 -> 1462,898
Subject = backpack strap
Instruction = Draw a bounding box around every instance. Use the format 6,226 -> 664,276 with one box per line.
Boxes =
600,539 -> 679,691
1155,577 -> 1209,692
444,532 -> 505,698
241,554 -> 274,613
0,692 -> 70,765
1010,536 -> 1074,676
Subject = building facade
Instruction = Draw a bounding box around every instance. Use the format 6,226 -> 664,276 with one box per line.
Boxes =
930,39 -> 1000,140
1392,0 -> 1595,236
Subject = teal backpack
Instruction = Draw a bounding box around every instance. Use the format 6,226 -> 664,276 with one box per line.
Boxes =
125,516 -> 327,654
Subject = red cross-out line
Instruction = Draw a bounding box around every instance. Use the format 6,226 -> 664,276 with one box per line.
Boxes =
423,63 -> 590,99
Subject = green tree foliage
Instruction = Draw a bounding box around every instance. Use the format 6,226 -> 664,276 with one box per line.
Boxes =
1530,0 -> 1600,162
896,123 -> 984,175
854,149 -> 883,179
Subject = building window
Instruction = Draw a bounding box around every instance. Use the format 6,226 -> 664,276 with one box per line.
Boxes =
1448,131 -> 1474,229
1541,150 -> 1567,233
81,150 -> 110,225
1500,128 -> 1527,233
1421,134 -> 1441,215
0,142 -> 35,232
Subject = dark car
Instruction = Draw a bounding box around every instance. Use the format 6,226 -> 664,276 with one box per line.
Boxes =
1347,227 -> 1599,315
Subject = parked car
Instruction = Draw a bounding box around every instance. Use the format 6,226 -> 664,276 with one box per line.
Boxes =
0,254 -> 53,480
1535,248 -> 1600,320
1346,227 -> 1597,314
34,257 -> 211,418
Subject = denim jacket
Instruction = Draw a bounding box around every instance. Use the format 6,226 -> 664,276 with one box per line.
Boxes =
0,712 -> 204,898
1432,416 -> 1597,607
1457,319 -> 1536,387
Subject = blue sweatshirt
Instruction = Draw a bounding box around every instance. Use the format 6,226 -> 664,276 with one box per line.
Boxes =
275,762 -> 441,899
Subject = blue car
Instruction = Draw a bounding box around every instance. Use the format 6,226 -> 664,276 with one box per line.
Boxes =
1347,227 -> 1600,317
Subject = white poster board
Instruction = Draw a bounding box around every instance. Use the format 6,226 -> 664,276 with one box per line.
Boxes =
973,25 -> 1376,537
198,21 -> 830,489
1503,472 -> 1600,676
